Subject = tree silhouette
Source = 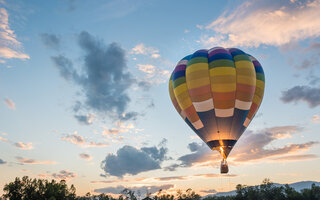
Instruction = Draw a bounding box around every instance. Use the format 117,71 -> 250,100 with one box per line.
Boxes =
2,176 -> 76,200
2,177 -> 320,200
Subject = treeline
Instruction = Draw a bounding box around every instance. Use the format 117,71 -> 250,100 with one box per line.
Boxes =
1,176 -> 320,200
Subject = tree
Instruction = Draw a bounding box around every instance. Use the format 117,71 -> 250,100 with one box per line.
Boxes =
2,176 -> 76,200
283,184 -> 302,200
301,183 -> 320,200
120,189 -> 137,200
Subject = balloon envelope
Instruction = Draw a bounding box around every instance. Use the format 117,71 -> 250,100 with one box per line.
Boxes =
169,47 -> 265,159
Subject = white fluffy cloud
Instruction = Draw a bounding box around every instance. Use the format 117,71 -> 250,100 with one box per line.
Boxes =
0,8 -> 29,60
137,64 -> 170,84
200,0 -> 320,47
130,43 -> 160,58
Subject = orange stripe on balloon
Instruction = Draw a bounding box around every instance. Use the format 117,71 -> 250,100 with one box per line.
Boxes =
188,84 -> 211,97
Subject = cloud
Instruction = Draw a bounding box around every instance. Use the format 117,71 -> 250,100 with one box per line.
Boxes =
140,140 -> 169,162
16,157 -> 57,165
87,141 -> 108,147
51,55 -> 78,81
38,170 -> 77,180
291,41 -> 320,69
52,31 -> 138,121
102,128 -> 127,136
101,140 -> 169,177
61,132 -> 85,145
201,0 -> 320,47
311,114 -> 320,123
38,174 -> 51,178
130,43 -> 160,58
52,170 -> 77,180
137,64 -> 170,85
61,131 -> 108,148
0,8 -> 29,60
0,158 -> 6,164
272,154 -> 318,161
194,173 -> 237,178
0,136 -> 7,142
4,98 -> 15,110
94,184 -> 174,195
102,122 -> 143,143
307,74 -> 320,85
280,85 -> 320,107
167,126 -> 318,169
79,153 -> 92,160
200,189 -> 217,194
102,122 -> 135,143
13,142 -> 34,150
39,33 -> 60,50
231,126 -> 318,162
91,177 -> 149,184
74,114 -> 95,125
164,142 -> 220,171
151,54 -> 160,58
295,55 -> 319,69
101,146 -> 160,177
91,173 -> 236,185
265,126 -> 303,139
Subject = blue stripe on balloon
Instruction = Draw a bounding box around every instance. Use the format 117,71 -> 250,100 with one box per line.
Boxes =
191,51 -> 208,58
208,53 -> 233,62
172,70 -> 185,81
229,48 -> 245,56
230,108 -> 249,139
182,55 -> 192,61
185,117 -> 208,142
216,117 -> 233,137
197,110 -> 218,141
255,66 -> 264,74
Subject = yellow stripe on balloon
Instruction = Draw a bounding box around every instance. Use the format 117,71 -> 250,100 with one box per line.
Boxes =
185,63 -> 208,74
236,76 -> 256,86
256,80 -> 265,89
187,77 -> 210,89
209,67 -> 236,76
173,84 -> 188,96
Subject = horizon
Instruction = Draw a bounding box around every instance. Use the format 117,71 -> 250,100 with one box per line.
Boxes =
1,0 -> 320,197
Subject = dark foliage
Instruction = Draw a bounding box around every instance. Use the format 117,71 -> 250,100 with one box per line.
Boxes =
203,179 -> 320,200
2,176 -> 76,200
2,177 -> 320,200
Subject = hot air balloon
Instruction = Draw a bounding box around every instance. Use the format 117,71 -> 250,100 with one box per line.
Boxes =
168,47 -> 265,173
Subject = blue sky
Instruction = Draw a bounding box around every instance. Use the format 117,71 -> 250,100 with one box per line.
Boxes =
0,0 -> 320,197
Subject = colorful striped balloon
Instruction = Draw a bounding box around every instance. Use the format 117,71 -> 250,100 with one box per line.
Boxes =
169,47 -> 265,159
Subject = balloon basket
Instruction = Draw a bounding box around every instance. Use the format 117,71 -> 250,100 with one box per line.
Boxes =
220,158 -> 229,174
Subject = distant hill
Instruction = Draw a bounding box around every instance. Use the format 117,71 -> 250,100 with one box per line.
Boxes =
206,181 -> 320,197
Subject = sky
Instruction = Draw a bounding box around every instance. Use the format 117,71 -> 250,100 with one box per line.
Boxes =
0,0 -> 320,197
